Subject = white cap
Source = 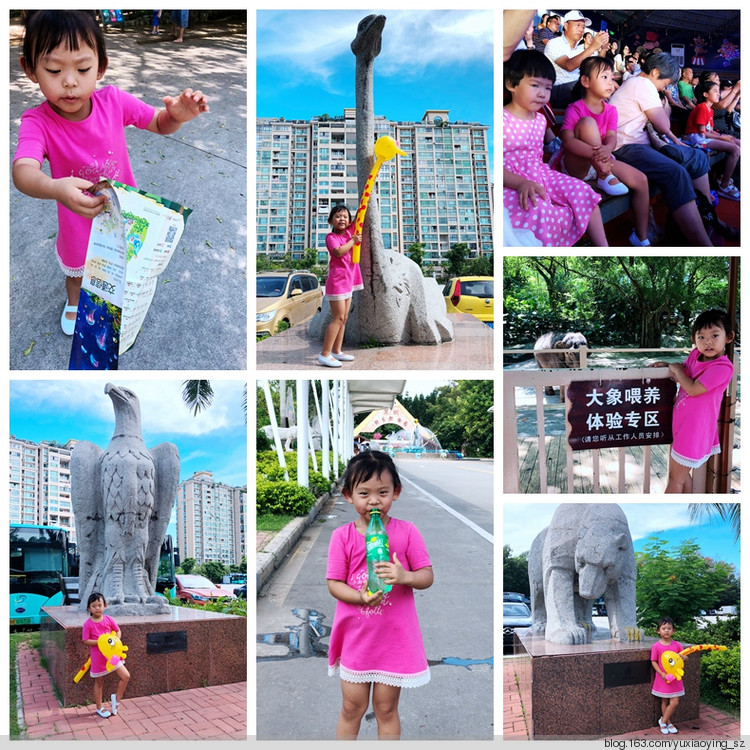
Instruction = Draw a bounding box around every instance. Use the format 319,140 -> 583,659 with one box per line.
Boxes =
562,10 -> 592,25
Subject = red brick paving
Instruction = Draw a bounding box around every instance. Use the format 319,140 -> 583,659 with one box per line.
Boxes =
16,642 -> 247,740
503,657 -> 739,740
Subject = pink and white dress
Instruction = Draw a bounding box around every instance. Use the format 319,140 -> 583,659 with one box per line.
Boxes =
325,225 -> 364,301
504,108 -> 601,246
327,517 -> 432,687
651,639 -> 685,698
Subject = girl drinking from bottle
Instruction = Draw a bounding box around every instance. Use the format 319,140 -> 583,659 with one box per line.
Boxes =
327,451 -> 434,740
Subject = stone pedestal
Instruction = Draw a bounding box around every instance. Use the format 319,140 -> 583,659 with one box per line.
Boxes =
41,605 -> 246,707
512,629 -> 700,739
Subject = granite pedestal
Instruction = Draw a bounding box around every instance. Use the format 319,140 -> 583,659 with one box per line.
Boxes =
41,605 -> 246,707
512,629 -> 700,739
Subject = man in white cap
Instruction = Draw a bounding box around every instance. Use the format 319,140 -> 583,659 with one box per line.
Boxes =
545,10 -> 610,107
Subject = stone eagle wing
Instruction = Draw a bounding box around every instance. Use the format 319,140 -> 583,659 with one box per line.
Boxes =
70,440 -> 104,607
145,442 -> 180,586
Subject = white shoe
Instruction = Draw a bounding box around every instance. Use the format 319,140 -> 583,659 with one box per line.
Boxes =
667,724 -> 678,734
318,353 -> 342,368
332,352 -> 354,361
597,175 -> 629,196
111,693 -> 118,715
658,717 -> 669,735
61,303 -> 77,335
628,230 -> 651,247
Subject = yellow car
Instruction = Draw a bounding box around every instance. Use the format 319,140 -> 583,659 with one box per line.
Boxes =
256,271 -> 323,337
443,276 -> 494,326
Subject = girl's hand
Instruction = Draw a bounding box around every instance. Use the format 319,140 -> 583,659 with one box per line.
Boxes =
53,177 -> 106,219
516,179 -> 547,210
358,582 -> 384,607
352,232 -> 362,245
163,88 -> 210,123
375,552 -> 407,587
668,362 -> 685,379
650,361 -> 670,368
592,143 -> 612,161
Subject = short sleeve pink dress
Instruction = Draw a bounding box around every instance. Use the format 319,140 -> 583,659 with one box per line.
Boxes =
327,517 -> 432,687
325,225 -> 364,301
651,639 -> 685,698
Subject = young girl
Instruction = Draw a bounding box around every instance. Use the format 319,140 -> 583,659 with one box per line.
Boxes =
82,592 -> 130,718
318,204 -> 363,368
650,617 -> 684,734
327,451 -> 433,740
684,80 -> 741,201
553,56 -> 652,246
651,309 -> 735,493
12,11 -> 208,335
503,49 -> 609,247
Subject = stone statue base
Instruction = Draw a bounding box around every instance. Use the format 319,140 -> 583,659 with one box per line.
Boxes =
510,629 -> 700,738
103,598 -> 171,617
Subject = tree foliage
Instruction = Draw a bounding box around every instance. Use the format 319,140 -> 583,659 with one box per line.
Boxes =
635,537 -> 738,630
199,560 -> 229,584
179,557 -> 197,575
504,256 -> 736,348
503,545 -> 530,596
407,242 -> 425,270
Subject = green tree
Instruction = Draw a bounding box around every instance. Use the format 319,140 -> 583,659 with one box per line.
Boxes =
182,380 -> 214,416
200,560 -> 229,584
503,545 -> 530,596
407,242 -> 426,270
444,242 -> 470,278
180,557 -> 197,575
635,537 -> 737,630
466,254 -> 494,277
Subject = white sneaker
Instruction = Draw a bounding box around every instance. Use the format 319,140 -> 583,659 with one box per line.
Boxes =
317,353 -> 342,368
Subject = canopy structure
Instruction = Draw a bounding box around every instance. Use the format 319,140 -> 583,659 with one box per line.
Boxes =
348,380 -> 407,415
595,10 -> 738,35
354,398 -> 417,435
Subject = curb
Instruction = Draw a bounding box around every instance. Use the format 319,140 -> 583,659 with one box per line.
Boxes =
256,480 -> 342,593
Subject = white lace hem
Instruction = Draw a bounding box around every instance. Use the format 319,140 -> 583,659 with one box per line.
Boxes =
671,444 -> 720,469
57,252 -> 85,277
328,661 -> 431,688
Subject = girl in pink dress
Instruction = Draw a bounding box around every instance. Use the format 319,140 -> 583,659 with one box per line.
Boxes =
12,11 -> 208,335
650,617 -> 684,734
327,451 -> 433,740
651,309 -> 735,493
503,49 -> 608,247
318,204 -> 364,368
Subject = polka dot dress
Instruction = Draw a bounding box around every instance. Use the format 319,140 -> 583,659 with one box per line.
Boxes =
503,109 -> 601,246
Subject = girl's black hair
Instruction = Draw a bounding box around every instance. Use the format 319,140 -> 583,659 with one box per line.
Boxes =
22,11 -> 107,74
571,56 -> 615,101
694,78 -> 718,104
504,49 -> 556,91
692,309 -> 734,337
656,616 -> 675,629
87,591 -> 106,608
327,204 -> 352,224
343,450 -> 402,495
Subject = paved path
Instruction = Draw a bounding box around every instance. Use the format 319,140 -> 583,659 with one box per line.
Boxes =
16,643 -> 246,740
503,656 -> 740,740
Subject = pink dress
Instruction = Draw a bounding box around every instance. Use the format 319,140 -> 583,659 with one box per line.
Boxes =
14,86 -> 155,275
503,108 -> 601,246
82,614 -> 124,678
325,225 -> 364,301
671,349 -> 734,468
651,639 -> 685,698
327,517 -> 432,687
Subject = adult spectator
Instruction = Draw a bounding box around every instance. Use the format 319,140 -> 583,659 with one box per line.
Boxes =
610,53 -> 715,246
171,10 -> 188,43
534,14 -> 561,51
545,10 -> 610,108
536,13 -> 549,32
678,67 -> 697,109
610,41 -> 623,73
622,56 -> 637,81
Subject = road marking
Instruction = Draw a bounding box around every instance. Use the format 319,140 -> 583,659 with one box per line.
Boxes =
401,476 -> 493,544
415,462 -> 493,475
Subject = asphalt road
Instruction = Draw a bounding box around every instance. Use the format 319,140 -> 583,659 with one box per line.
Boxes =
256,457 -> 494,740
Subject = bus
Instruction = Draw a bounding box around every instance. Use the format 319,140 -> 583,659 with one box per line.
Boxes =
10,523 -> 71,627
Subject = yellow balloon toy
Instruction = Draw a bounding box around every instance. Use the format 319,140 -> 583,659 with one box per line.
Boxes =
73,631 -> 128,683
351,136 -> 406,264
661,643 -> 727,683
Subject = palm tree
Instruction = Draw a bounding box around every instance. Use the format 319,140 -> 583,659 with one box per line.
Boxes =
181,380 -> 247,421
688,503 -> 740,543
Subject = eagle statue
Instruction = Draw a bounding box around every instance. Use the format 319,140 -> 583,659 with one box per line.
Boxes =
71,383 -> 180,615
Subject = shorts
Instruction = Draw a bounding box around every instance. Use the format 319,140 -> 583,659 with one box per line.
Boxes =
682,133 -> 709,147
613,143 -> 709,212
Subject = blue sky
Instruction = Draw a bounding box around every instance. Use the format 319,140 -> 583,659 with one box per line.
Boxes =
10,379 -> 247,537
256,9 -> 493,146
504,503 -> 740,571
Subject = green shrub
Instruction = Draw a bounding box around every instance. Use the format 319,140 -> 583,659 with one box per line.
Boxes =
257,429 -> 272,452
256,451 -> 333,499
256,478 -> 316,516
699,645 -> 740,711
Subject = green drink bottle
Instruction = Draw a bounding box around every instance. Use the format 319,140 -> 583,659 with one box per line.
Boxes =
366,509 -> 392,595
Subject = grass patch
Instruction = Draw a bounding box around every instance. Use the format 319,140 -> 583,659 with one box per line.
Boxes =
10,631 -> 41,737
257,513 -> 296,532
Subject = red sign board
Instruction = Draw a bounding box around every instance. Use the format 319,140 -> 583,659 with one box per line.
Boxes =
567,379 -> 677,451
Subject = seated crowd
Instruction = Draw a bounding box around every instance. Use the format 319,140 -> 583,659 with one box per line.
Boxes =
504,9 -> 741,248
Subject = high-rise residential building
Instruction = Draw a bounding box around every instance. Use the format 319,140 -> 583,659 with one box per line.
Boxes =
9,437 -> 76,539
257,109 -> 493,266
176,470 -> 247,566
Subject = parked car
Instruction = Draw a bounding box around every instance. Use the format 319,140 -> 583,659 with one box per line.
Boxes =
174,574 -> 235,605
234,584 -> 247,599
443,276 -> 494,326
503,591 -> 529,604
257,271 -> 323,337
503,602 -> 532,648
